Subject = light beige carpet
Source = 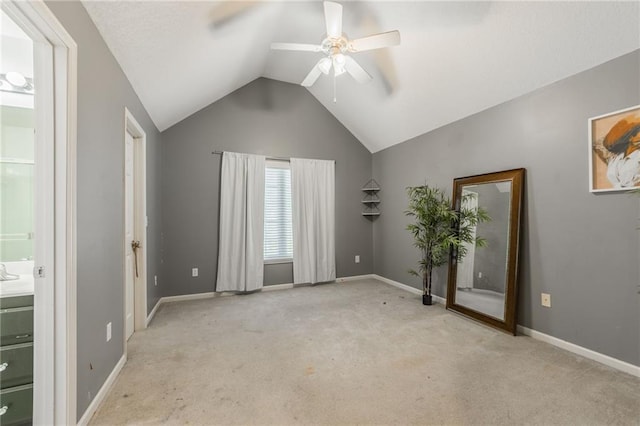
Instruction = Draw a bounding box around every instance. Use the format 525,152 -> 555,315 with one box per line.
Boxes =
90,278 -> 640,425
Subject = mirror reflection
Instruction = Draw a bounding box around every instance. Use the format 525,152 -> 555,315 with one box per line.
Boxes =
455,182 -> 511,320
446,168 -> 524,334
0,105 -> 35,263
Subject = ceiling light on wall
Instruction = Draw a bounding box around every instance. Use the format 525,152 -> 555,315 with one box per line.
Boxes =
5,71 -> 27,88
0,72 -> 34,95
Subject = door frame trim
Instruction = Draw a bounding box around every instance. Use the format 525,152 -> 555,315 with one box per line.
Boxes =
1,1 -> 78,424
124,107 -> 148,338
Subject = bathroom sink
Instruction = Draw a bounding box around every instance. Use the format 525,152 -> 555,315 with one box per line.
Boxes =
0,275 -> 19,281
1,264 -> 20,281
0,262 -> 35,297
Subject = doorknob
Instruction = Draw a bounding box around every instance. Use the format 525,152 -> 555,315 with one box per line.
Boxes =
131,240 -> 141,278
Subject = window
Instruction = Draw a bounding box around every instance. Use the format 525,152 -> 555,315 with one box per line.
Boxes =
264,161 -> 292,262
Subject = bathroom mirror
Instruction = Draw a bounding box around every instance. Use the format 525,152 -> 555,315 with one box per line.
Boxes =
446,168 -> 525,334
0,105 -> 35,262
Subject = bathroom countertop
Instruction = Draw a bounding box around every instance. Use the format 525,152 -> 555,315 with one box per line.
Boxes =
0,274 -> 34,298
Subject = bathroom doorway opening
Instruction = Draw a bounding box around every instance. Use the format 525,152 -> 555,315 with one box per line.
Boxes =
0,10 -> 38,425
1,1 -> 77,424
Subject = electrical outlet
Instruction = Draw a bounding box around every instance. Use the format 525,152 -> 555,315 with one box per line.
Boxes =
478,272 -> 483,279
154,275 -> 158,286
192,268 -> 198,277
355,255 -> 360,264
106,322 -> 112,342
541,293 -> 551,308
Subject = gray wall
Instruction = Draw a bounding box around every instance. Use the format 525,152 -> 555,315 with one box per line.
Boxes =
373,50 -> 640,366
161,78 -> 373,297
46,2 -> 163,419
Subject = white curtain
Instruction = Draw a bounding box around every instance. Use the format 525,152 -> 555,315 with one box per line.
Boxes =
290,158 -> 336,284
216,152 -> 266,292
456,190 -> 478,289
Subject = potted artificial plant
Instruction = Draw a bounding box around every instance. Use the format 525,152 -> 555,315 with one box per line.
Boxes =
405,185 -> 489,305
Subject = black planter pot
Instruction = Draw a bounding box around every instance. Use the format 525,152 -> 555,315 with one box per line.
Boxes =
422,294 -> 432,305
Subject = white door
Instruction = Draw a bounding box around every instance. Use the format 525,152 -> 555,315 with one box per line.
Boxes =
124,131 -> 135,340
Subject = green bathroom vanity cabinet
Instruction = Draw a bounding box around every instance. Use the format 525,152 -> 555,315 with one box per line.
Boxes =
0,295 -> 33,425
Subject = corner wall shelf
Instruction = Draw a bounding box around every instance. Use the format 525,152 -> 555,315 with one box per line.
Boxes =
362,179 -> 380,218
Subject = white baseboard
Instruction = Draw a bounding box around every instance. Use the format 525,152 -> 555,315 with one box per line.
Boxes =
260,275 -> 376,291
336,274 -> 375,282
146,299 -> 161,327
262,283 -> 294,292
369,273 -> 639,378
372,274 -> 422,295
77,354 -> 126,426
372,274 -> 446,304
517,325 -> 640,378
161,292 -> 216,303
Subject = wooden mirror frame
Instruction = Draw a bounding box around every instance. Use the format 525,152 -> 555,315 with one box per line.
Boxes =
446,168 -> 525,334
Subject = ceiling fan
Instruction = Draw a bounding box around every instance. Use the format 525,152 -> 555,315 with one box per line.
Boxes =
271,1 -> 401,93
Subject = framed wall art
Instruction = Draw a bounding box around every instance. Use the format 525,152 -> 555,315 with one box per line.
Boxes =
588,105 -> 640,193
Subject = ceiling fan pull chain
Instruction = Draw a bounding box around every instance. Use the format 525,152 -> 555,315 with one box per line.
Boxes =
333,71 -> 337,103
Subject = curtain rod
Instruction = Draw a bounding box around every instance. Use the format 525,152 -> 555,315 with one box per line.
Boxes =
211,150 -> 335,163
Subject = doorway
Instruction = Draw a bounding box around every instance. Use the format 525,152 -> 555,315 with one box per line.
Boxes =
124,108 -> 147,342
0,11 -> 38,425
0,1 -> 77,424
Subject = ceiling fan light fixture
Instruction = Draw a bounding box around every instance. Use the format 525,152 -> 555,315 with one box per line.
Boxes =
318,57 -> 332,75
332,53 -> 346,76
270,1 -> 400,92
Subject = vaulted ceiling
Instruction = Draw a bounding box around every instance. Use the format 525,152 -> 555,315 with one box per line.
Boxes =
82,1 -> 640,153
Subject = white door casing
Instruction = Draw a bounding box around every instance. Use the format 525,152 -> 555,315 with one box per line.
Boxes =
124,131 -> 135,340
33,21 -> 56,426
123,108 -> 147,345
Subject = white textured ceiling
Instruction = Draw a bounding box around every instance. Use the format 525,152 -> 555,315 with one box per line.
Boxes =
82,1 -> 640,153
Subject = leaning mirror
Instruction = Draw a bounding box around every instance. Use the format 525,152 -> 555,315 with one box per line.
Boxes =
446,168 -> 525,334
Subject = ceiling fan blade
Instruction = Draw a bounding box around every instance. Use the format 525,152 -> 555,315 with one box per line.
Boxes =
349,30 -> 401,52
301,59 -> 326,87
271,42 -> 323,52
324,1 -> 343,38
344,56 -> 372,84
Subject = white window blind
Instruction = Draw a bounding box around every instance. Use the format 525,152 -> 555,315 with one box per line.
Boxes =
264,162 -> 293,261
